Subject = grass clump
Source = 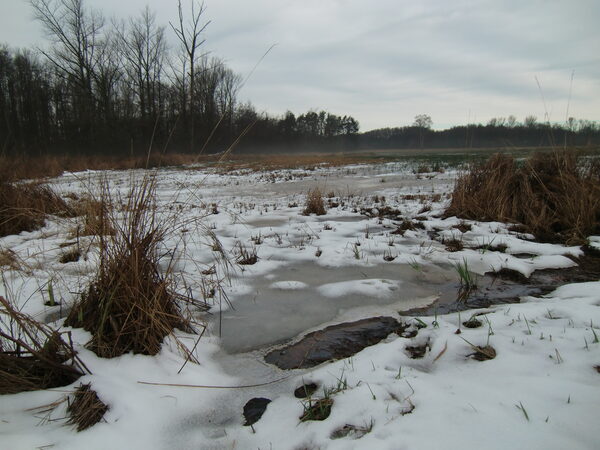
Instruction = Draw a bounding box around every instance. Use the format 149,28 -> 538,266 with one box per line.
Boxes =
300,397 -> 333,422
70,193 -> 114,237
67,383 -> 109,431
0,181 -> 73,238
0,296 -> 86,395
303,188 -> 326,216
446,151 -> 600,244
64,176 -> 194,358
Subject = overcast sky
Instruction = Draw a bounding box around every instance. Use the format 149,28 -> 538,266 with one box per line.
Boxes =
0,0 -> 598,131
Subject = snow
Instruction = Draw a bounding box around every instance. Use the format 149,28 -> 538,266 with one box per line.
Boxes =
1,161 -> 599,449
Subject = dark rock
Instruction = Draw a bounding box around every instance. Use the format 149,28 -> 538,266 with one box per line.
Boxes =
243,397 -> 271,426
294,383 -> 318,399
265,317 -> 405,370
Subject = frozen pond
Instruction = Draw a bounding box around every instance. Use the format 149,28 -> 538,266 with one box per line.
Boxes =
217,261 -> 456,353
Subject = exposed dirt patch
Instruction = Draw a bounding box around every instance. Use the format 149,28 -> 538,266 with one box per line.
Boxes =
391,219 -> 425,235
361,205 -> 403,220
452,222 -> 472,233
468,345 -> 496,361
405,342 -> 430,359
443,237 -> 464,252
265,317 -> 406,370
462,317 -> 483,328
300,398 -> 333,422
330,423 -> 372,440
60,249 -> 81,264
475,243 -> 508,253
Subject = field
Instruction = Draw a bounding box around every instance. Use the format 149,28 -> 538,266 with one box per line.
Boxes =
1,151 -> 599,450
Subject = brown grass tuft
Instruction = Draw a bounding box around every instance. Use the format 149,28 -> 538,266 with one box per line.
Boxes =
67,383 -> 109,431
0,296 -> 86,395
446,151 -> 600,244
303,188 -> 326,216
0,182 -> 73,238
64,175 -> 195,358
70,193 -> 114,237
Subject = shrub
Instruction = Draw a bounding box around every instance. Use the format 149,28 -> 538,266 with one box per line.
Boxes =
445,151 -> 600,244
303,188 -> 326,216
64,175 -> 195,358
0,182 -> 73,237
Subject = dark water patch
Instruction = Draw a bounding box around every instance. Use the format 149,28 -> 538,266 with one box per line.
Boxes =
510,253 -> 536,259
265,317 -> 405,370
401,249 -> 600,316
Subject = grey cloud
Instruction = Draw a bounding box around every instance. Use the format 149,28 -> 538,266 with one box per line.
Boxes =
1,0 -> 598,130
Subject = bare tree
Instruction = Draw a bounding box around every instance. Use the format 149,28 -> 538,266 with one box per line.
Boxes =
30,0 -> 105,138
413,114 -> 432,148
116,6 -> 167,121
170,0 -> 210,152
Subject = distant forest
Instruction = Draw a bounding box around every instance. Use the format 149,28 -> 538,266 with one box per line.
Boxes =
1,0 -> 599,157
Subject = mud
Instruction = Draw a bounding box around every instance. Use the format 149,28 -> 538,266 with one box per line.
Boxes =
264,316 -> 405,369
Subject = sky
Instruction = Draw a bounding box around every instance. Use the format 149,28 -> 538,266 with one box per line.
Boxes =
0,0 -> 598,131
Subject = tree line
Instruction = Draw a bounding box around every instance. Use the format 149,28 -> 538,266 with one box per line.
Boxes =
0,0 -> 597,157
0,0 -> 359,156
359,114 -> 600,150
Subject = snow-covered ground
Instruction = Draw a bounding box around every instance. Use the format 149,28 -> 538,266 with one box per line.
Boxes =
1,161 -> 599,450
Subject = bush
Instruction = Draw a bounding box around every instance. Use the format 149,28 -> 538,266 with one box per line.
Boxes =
64,176 -> 194,358
445,151 -> 600,244
302,188 -> 326,216
0,182 -> 72,237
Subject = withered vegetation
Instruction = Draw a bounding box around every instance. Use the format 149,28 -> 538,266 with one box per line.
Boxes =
0,296 -> 86,395
64,176 -> 196,358
67,383 -> 109,431
0,181 -> 73,238
446,151 -> 600,244
303,188 -> 327,216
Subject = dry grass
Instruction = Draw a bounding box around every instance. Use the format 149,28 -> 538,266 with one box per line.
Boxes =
0,154 -> 201,182
0,295 -> 86,395
210,153 -> 385,173
446,151 -> 600,244
303,188 -> 327,216
70,193 -> 114,237
0,181 -> 73,238
67,383 -> 109,431
64,175 -> 196,358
